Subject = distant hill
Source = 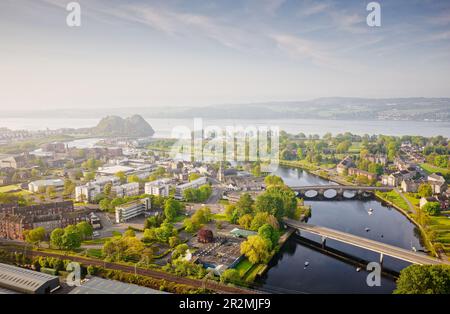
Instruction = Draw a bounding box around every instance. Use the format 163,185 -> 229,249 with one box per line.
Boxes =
3,97 -> 450,122
90,115 -> 154,137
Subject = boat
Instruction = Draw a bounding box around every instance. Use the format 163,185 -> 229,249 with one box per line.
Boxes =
356,267 -> 361,272
365,227 -> 370,232
304,261 -> 310,267
368,208 -> 374,212
368,211 -> 373,216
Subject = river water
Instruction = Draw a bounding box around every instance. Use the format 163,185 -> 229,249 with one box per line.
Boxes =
1,117 -> 450,137
256,166 -> 424,294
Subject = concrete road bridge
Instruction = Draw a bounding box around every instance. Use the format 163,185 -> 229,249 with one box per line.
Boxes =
283,218 -> 450,266
290,185 -> 393,200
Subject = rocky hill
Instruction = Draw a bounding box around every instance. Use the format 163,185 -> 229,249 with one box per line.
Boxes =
91,114 -> 154,137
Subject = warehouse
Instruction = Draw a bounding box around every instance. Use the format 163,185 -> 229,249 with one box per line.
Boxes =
69,277 -> 169,294
0,263 -> 60,294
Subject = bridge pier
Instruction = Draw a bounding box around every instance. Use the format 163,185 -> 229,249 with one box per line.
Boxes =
321,236 -> 327,248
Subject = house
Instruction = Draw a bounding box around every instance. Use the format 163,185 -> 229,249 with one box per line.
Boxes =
347,168 -> 377,182
365,154 -> 387,165
427,174 -> 447,195
75,176 -> 121,202
336,156 -> 354,175
0,154 -> 28,169
401,179 -> 420,193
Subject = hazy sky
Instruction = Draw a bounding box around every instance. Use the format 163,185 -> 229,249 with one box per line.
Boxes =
1,0 -> 450,111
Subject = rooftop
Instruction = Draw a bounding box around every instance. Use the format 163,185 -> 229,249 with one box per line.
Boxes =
69,277 -> 169,294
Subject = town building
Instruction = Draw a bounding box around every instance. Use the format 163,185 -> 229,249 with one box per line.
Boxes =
401,179 -> 420,193
347,168 -> 377,181
0,154 -> 28,169
144,179 -> 171,197
28,179 -> 65,193
174,177 -> 208,200
336,156 -> 354,175
427,173 -> 448,195
0,201 -> 87,240
115,198 -> 151,223
75,176 -> 120,202
365,154 -> 387,165
112,182 -> 140,198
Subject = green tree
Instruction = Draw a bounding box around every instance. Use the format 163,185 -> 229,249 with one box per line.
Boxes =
238,214 -> 253,229
189,173 -> 201,182
164,198 -> 181,222
103,182 -> 112,197
24,227 -> 46,247
50,228 -> 64,249
394,265 -> 450,294
76,221 -> 93,239
235,193 -> 254,216
220,269 -> 241,284
258,224 -> 280,249
240,235 -> 272,264
115,171 -> 127,184
422,202 -> 441,216
62,225 -> 82,251
99,198 -> 111,211
418,183 -> 433,198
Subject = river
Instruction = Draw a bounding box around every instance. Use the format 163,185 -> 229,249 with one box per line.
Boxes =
255,166 -> 424,294
1,117 -> 450,137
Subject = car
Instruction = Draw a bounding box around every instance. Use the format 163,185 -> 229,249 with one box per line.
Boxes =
92,231 -> 100,237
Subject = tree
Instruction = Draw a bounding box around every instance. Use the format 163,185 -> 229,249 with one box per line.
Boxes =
123,229 -> 136,237
240,235 -> 272,264
76,221 -> 93,239
189,173 -> 201,182
50,228 -> 65,249
235,193 -> 254,216
115,171 -> 127,184
336,141 -> 351,153
127,175 -> 140,183
168,236 -> 179,248
422,202 -> 441,216
238,214 -> 253,230
46,185 -> 56,199
264,175 -> 284,187
220,269 -> 241,284
258,224 -> 280,249
63,179 -> 75,197
103,235 -> 145,262
250,212 -> 271,231
103,182 -> 112,197
418,183 -> 433,198
24,227 -> 46,247
62,225 -> 82,251
164,198 -> 181,222
394,265 -> 450,294
99,198 -> 111,211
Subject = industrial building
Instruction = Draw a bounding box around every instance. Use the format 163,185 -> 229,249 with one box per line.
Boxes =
0,263 -> 60,294
144,179 -> 171,197
69,277 -> 169,294
28,179 -> 65,193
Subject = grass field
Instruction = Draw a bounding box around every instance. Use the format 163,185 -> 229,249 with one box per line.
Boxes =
234,258 -> 253,277
376,190 -> 410,212
420,163 -> 450,176
0,184 -> 22,193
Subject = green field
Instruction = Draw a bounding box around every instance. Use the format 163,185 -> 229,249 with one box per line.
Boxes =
0,184 -> 22,193
420,163 -> 450,176
234,258 -> 253,277
376,190 -> 410,212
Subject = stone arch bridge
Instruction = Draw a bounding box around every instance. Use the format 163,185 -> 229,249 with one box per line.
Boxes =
290,185 -> 392,200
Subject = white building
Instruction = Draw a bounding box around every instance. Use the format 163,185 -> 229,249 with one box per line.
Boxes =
28,179 -> 65,193
175,177 -> 208,200
115,198 -> 151,223
112,182 -> 140,198
145,179 -> 171,197
75,176 -> 120,202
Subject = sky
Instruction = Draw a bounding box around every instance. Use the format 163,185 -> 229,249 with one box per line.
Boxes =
1,0 -> 450,111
